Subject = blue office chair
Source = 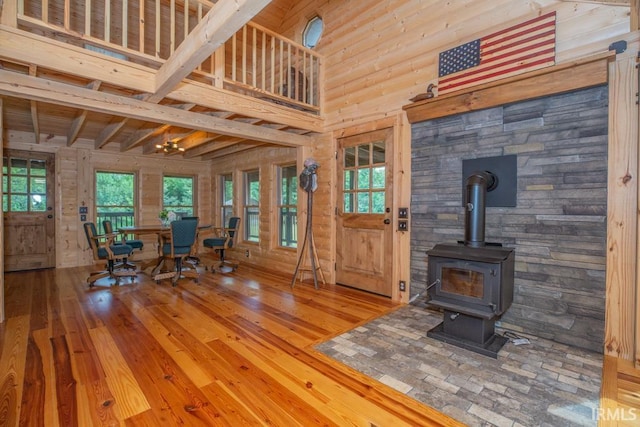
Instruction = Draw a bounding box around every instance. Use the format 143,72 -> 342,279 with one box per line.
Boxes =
152,218 -> 199,286
102,220 -> 144,251
203,217 -> 240,272
83,222 -> 137,287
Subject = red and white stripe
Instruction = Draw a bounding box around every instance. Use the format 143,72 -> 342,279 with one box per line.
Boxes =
438,12 -> 556,95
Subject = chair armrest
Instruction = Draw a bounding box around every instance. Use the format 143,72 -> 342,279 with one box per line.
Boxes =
200,227 -> 226,238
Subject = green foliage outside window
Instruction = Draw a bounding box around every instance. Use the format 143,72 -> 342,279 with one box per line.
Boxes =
163,175 -> 194,217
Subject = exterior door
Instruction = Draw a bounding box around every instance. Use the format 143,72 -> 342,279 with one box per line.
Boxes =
3,150 -> 56,271
336,128 -> 393,296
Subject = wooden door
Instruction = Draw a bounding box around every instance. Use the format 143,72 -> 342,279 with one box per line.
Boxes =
3,150 -> 56,271
336,128 -> 393,296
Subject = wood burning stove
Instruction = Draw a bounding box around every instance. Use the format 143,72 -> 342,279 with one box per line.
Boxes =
426,168 -> 515,358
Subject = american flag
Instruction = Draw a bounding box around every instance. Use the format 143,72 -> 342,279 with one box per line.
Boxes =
438,11 -> 556,95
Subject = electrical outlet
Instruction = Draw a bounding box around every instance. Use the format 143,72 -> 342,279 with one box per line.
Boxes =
245,250 -> 250,258
399,280 -> 406,292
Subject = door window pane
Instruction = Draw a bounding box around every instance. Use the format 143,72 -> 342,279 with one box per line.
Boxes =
341,141 -> 386,214
3,156 -> 49,213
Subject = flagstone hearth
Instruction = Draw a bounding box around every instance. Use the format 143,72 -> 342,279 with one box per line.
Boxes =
315,303 -> 602,427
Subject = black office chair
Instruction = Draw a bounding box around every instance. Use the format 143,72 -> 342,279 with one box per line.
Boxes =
83,222 -> 137,287
151,218 -> 199,286
203,216 -> 240,272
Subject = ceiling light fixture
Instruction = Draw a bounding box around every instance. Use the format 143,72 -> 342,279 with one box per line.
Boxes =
155,140 -> 185,154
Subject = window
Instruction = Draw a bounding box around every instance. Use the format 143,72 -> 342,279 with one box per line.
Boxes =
278,165 -> 298,248
220,173 -> 233,227
163,175 -> 195,218
343,142 -> 386,213
95,171 -> 136,229
3,156 -> 47,212
244,170 -> 260,242
303,16 -> 323,48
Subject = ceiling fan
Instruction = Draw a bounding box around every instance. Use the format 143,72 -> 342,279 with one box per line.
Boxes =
156,140 -> 185,153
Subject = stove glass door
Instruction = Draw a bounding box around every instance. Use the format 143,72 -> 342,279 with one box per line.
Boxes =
441,267 -> 484,298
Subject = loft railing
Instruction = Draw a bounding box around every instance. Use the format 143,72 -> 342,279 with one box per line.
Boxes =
11,0 -> 322,113
222,22 -> 321,113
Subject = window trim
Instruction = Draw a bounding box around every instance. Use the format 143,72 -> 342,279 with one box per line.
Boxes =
94,169 -> 138,230
302,15 -> 323,49
277,163 -> 298,248
220,172 -> 234,228
243,169 -> 260,243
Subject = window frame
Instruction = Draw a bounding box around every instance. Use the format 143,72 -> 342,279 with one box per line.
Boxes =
220,173 -> 234,227
277,164 -> 298,248
2,156 -> 48,212
243,169 -> 260,242
162,174 -> 196,218
94,170 -> 138,230
302,15 -> 323,49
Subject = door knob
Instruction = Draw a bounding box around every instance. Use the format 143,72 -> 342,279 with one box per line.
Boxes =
383,218 -> 391,224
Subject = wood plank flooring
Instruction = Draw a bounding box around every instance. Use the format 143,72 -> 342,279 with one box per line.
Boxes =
0,265 -> 462,426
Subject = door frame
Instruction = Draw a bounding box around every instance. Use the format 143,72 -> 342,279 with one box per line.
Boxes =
332,114 -> 412,303
2,148 -> 56,271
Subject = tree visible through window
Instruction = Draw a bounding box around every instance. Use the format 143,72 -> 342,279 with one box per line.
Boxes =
278,165 -> 297,247
3,156 -> 47,212
95,171 -> 136,230
221,173 -> 233,227
163,175 -> 194,218
244,170 -> 259,242
343,142 -> 386,213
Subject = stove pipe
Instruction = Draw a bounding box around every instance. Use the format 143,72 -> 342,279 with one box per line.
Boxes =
464,171 -> 497,247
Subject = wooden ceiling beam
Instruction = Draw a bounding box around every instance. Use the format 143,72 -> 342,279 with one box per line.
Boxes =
184,137 -> 246,158
119,103 -> 196,151
0,70 -> 314,147
155,0 -> 271,98
67,80 -> 101,146
200,142 -> 266,160
28,65 -> 39,144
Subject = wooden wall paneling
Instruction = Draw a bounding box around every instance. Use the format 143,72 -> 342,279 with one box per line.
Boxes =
0,97 -> 4,323
392,113 -> 411,304
313,1 -> 630,131
297,133 -> 335,285
3,136 -> 212,267
605,39 -> 639,361
0,0 -> 17,26
209,146 -> 305,276
75,148 -> 92,267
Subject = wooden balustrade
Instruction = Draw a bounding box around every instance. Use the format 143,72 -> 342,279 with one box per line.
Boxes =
222,21 -> 322,113
12,0 -> 322,113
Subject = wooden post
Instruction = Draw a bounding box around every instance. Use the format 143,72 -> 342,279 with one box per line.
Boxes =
604,45 -> 639,362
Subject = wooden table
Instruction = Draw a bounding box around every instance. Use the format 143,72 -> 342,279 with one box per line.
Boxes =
118,223 -> 211,274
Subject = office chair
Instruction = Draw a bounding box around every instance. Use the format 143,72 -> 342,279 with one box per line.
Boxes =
102,219 -> 144,251
151,218 -> 199,286
83,222 -> 137,287
102,219 -> 144,268
203,216 -> 240,273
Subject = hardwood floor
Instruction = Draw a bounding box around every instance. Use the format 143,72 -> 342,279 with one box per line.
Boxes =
0,266 -> 462,426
